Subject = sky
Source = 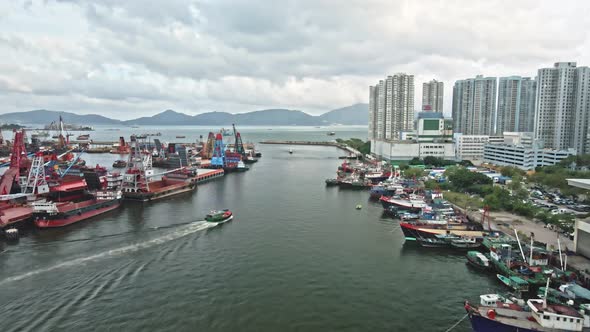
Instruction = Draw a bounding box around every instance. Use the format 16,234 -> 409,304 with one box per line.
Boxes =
0,0 -> 589,120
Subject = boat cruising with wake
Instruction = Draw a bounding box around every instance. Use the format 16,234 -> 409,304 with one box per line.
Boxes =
205,209 -> 233,223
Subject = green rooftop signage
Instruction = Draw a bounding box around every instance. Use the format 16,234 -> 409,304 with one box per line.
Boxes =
423,119 -> 439,130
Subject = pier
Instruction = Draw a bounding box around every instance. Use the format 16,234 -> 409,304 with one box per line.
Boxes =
259,140 -> 362,157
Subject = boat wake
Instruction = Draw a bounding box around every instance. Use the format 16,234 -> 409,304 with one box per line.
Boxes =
0,220 -> 217,286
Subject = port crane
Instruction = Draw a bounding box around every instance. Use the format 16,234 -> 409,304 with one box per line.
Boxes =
0,130 -> 28,195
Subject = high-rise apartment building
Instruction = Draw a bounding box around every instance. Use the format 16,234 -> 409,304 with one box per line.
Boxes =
422,79 -> 444,113
368,86 -> 377,140
534,62 -> 590,154
452,75 -> 497,135
496,76 -> 536,134
368,73 -> 414,141
573,67 -> 590,155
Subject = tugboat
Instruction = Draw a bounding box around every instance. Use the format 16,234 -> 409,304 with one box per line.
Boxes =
235,160 -> 249,172
112,160 -> 127,168
205,209 -> 233,223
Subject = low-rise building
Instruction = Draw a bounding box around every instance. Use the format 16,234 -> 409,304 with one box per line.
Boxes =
454,134 -> 503,163
483,143 -> 574,170
566,179 -> 590,258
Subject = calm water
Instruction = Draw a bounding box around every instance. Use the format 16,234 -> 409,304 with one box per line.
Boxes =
0,127 -> 497,331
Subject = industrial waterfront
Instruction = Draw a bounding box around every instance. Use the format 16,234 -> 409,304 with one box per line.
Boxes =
0,125 -> 499,332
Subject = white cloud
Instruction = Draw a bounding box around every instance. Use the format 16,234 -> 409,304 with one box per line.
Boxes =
0,0 -> 589,119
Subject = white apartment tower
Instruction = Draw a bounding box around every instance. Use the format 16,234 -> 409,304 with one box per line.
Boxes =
534,62 -> 590,154
496,76 -> 536,134
368,73 -> 414,141
452,75 -> 497,135
573,67 -> 590,155
422,79 -> 444,112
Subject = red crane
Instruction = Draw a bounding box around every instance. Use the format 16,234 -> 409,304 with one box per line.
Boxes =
0,130 -> 28,195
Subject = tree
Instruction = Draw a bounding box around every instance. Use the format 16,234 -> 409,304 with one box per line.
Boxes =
404,167 -> 424,178
458,160 -> 474,167
446,167 -> 493,193
500,166 -> 525,177
409,157 -> 423,165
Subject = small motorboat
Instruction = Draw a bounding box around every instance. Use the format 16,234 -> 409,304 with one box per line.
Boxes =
205,209 -> 233,223
112,160 -> 127,168
355,204 -> 362,210
327,132 -> 336,136
176,135 -> 186,139
289,149 -> 293,154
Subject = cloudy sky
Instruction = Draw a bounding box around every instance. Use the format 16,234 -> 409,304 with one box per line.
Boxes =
0,0 -> 589,120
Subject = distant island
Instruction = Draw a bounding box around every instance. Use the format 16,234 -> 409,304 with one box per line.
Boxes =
0,104 -> 369,126
0,123 -> 25,130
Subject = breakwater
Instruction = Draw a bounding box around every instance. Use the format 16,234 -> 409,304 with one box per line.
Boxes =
259,140 -> 362,156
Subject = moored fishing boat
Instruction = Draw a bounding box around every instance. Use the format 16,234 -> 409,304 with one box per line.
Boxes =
466,251 -> 491,271
400,221 -> 485,241
205,209 -> 233,223
450,237 -> 481,249
465,297 -> 587,332
380,195 -> 427,212
497,274 -> 529,293
416,237 -> 448,248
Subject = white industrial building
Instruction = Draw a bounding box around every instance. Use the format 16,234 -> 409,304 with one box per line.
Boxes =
483,133 -> 574,170
454,134 -> 504,163
371,113 -> 455,160
566,179 -> 590,258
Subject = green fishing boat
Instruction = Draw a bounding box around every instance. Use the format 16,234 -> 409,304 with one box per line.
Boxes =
466,251 -> 491,271
205,209 -> 233,223
537,287 -> 573,305
497,274 -> 529,292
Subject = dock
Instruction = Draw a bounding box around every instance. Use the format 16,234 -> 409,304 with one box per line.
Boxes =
259,140 -> 362,157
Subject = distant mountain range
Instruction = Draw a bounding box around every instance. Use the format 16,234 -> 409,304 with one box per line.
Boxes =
0,104 -> 369,126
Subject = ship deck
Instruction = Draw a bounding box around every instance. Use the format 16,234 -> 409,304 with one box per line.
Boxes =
0,206 -> 33,227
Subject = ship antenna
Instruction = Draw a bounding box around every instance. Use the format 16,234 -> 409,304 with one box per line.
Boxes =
543,277 -> 550,309
513,229 -> 527,262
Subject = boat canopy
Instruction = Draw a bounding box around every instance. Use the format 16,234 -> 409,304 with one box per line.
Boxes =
510,276 -> 528,285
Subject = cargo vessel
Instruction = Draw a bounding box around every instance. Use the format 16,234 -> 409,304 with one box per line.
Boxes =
121,136 -> 196,201
400,221 -> 486,240
380,195 -> 427,212
33,191 -> 122,228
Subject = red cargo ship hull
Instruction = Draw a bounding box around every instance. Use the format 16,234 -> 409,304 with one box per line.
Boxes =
34,198 -> 121,228
122,178 -> 196,202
